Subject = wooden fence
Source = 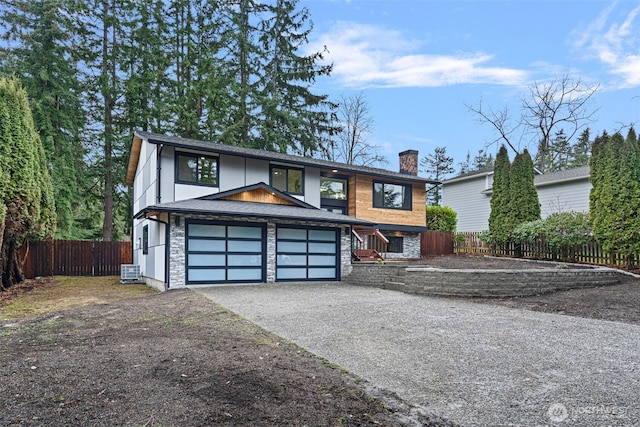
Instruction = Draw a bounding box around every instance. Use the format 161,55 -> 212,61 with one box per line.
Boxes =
21,240 -> 133,278
454,232 -> 638,267
421,230 -> 454,257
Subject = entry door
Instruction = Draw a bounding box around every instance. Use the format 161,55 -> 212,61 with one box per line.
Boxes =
276,226 -> 339,280
186,221 -> 266,284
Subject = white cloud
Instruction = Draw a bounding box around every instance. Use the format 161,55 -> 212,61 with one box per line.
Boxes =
308,22 -> 528,89
571,3 -> 640,88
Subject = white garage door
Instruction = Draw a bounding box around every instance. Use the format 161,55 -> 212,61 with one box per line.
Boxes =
186,221 -> 266,284
276,226 -> 339,281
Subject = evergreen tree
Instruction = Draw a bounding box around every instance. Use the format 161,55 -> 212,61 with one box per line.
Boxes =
0,0 -> 87,238
257,0 -> 337,155
0,77 -> 55,289
488,145 -> 512,244
570,128 -> 591,168
510,149 -> 540,226
590,129 -> 640,263
420,146 -> 454,205
550,129 -> 570,171
589,132 -> 630,260
472,149 -> 494,171
457,150 -> 472,174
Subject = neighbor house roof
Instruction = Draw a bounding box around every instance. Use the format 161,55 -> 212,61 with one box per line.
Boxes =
443,165 -> 590,188
134,198 -> 375,226
126,131 -> 438,186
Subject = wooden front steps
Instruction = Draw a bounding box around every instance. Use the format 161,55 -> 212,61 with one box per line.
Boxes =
352,248 -> 384,261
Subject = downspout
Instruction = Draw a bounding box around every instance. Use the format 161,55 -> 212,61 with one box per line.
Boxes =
156,144 -> 164,204
145,214 -> 170,291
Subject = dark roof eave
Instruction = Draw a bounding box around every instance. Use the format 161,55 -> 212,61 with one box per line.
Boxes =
134,206 -> 375,227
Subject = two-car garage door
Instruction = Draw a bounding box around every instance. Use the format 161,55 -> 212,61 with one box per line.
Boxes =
186,221 -> 339,284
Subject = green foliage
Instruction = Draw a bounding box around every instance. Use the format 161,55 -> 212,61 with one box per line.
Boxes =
589,130 -> 640,259
512,212 -> 592,255
425,206 -> 457,232
421,146 -> 454,205
1,0 -> 87,239
0,77 -> 55,288
487,146 -> 540,249
509,149 -> 540,225
488,145 -> 511,244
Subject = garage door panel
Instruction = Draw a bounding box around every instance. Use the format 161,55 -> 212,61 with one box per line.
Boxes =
228,269 -> 262,281
308,268 -> 336,279
228,240 -> 261,252
188,268 -> 226,282
188,239 -> 225,252
228,254 -> 262,266
188,254 -> 225,266
189,224 -> 225,237
276,226 -> 339,281
186,221 -> 265,284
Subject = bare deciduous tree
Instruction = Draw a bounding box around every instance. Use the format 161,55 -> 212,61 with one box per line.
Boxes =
467,74 -> 600,173
324,92 -> 388,167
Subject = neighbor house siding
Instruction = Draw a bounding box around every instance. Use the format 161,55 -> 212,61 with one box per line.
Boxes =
538,180 -> 591,218
442,175 -> 491,232
443,171 -> 592,232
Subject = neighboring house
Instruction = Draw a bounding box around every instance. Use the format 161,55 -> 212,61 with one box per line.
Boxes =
442,166 -> 591,232
125,131 -> 435,290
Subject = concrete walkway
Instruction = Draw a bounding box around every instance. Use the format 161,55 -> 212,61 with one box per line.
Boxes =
193,282 -> 640,426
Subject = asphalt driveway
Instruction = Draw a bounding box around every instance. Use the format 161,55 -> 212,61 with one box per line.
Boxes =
194,282 -> 640,426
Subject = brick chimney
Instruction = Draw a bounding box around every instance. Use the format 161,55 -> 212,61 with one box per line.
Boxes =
399,150 -> 418,175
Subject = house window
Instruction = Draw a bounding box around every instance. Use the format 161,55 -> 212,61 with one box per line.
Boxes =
176,153 -> 219,186
373,182 -> 412,210
386,235 -> 404,253
142,225 -> 149,255
271,166 -> 304,195
320,174 -> 348,214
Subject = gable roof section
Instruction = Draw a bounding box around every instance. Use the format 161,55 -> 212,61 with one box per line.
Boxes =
198,182 -> 314,208
126,131 -> 437,186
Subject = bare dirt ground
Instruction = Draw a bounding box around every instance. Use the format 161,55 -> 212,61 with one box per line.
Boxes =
0,277 -> 455,427
1,255 -> 638,426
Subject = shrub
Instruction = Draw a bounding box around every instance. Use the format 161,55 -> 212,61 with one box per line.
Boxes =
426,206 -> 457,232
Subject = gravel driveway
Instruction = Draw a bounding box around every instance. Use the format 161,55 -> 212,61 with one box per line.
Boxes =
194,282 -> 640,426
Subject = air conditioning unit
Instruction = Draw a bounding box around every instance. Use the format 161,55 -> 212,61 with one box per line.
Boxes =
121,264 -> 142,284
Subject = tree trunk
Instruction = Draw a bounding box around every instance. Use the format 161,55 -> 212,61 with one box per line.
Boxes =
101,0 -> 114,242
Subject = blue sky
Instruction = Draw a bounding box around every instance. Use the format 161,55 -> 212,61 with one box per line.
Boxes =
302,0 -> 640,174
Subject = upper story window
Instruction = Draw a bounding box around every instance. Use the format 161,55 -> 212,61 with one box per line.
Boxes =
320,174 -> 348,214
271,165 -> 304,195
176,153 -> 219,186
320,176 -> 347,200
373,181 -> 412,210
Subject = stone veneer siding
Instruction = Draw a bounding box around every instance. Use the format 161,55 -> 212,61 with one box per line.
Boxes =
168,214 -> 351,289
384,232 -> 421,259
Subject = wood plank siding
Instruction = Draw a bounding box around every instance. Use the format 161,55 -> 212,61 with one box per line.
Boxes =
350,174 -> 426,226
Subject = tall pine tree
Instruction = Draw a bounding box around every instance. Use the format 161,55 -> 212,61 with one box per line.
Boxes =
0,0 -> 87,238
